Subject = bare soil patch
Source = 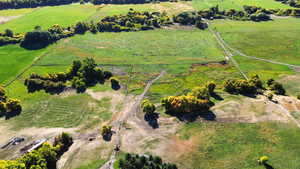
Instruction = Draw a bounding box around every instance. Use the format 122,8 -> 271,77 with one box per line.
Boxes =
0,16 -> 21,24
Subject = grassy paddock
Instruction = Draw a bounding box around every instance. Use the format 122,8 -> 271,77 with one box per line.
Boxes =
0,4 -> 101,33
176,122 -> 300,169
37,29 -> 224,67
212,18 -> 300,65
0,45 -> 48,84
191,0 -> 293,10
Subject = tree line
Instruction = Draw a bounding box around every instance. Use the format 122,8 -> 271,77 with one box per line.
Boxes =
117,153 -> 178,169
0,132 -> 73,169
275,0 -> 300,8
0,10 -> 173,49
0,0 -> 176,10
0,85 -> 22,119
1,6 -> 299,49
24,58 -> 116,94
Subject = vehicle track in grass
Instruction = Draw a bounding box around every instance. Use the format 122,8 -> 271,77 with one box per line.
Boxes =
100,71 -> 166,169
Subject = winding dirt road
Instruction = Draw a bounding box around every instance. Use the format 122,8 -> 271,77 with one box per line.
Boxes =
100,71 -> 166,169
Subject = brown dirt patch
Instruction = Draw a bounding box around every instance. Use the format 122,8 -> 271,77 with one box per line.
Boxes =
0,16 -> 21,24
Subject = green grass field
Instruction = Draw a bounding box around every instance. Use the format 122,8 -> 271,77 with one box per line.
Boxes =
0,8 -> 35,17
191,0 -> 293,10
0,45 -> 47,84
176,122 -> 300,169
0,4 -> 101,33
212,18 -> 300,65
37,29 -> 223,67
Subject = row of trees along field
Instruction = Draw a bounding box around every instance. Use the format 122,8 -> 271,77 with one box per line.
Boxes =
24,58 -> 116,94
0,0 -> 180,10
0,10 -> 175,48
0,85 -> 22,119
275,0 -> 300,8
1,6 -> 300,49
0,132 -> 73,169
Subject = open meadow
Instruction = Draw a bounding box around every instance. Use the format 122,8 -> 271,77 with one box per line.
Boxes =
1,1 -> 300,169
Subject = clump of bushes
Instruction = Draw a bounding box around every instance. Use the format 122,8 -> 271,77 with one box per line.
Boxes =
275,0 -> 300,8
117,153 -> 178,169
223,74 -> 263,95
53,132 -> 73,157
24,58 -> 113,94
0,29 -> 23,46
173,11 -> 208,29
266,79 -> 286,95
0,85 -> 22,119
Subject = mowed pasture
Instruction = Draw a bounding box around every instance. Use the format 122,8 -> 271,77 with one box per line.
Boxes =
36,29 -> 224,70
190,0 -> 293,10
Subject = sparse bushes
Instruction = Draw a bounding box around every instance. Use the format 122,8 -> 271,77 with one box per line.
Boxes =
117,153 -> 178,169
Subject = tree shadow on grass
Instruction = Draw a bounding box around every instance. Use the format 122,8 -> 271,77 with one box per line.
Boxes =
165,110 -> 216,122
102,132 -> 113,142
210,92 -> 223,101
1,109 -> 22,120
264,163 -> 275,169
144,113 -> 159,129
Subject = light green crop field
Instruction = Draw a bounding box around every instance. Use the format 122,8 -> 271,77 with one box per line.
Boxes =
37,29 -> 224,67
0,45 -> 47,84
190,0 -> 293,10
176,122 -> 300,169
212,18 -> 300,66
0,4 -> 102,33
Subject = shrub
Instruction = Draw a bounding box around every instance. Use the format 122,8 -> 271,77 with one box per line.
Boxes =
101,125 -> 112,136
21,30 -> 53,49
161,95 -> 210,114
258,156 -> 269,165
141,99 -> 156,114
74,22 -> 90,34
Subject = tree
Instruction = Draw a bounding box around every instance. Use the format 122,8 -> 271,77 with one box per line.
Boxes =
269,82 -> 285,95
141,99 -> 156,115
74,22 -> 90,34
21,30 -> 53,49
101,125 -> 112,136
4,29 -> 13,37
0,85 -> 6,101
189,86 -> 210,100
206,81 -> 216,94
267,93 -> 273,101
